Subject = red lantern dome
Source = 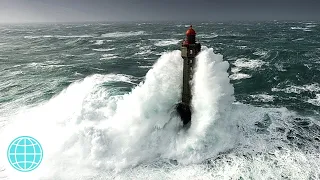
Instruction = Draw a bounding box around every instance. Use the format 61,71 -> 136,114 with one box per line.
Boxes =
186,25 -> 196,36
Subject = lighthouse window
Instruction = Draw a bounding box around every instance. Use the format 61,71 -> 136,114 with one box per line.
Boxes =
189,59 -> 192,63
190,50 -> 193,54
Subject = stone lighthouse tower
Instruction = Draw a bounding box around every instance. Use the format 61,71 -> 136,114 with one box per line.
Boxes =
176,25 -> 201,125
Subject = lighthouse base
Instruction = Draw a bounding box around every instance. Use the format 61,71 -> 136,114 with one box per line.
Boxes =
176,102 -> 191,126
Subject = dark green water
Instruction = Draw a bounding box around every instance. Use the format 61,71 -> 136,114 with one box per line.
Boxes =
1,22 -> 319,112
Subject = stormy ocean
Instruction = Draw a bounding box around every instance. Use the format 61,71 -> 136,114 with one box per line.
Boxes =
0,21 -> 319,179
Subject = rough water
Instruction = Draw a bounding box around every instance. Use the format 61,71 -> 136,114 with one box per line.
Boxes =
0,22 -> 319,179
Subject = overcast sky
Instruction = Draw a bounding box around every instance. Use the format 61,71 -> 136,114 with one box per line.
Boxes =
0,0 -> 319,23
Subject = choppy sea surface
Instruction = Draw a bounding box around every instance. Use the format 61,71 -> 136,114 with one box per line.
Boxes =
0,21 -> 319,179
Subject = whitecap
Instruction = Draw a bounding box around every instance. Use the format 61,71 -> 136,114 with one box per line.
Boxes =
101,31 -> 145,38
290,27 -> 311,31
233,58 -> 267,69
138,66 -> 152,69
197,34 -> 218,39
253,49 -> 269,57
229,73 -> 252,80
134,45 -> 153,56
250,94 -> 275,102
92,48 -> 115,52
100,54 -> 119,60
94,40 -> 104,45
135,50 -> 152,56
307,94 -> 320,106
236,46 -> 247,50
231,67 -> 241,73
305,24 -> 317,28
272,83 -> 320,94
292,38 -> 304,41
150,39 -> 180,47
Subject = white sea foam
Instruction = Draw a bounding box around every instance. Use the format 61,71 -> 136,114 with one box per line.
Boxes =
92,48 -> 115,52
292,38 -> 305,41
83,53 -> 96,56
135,50 -> 152,56
155,52 -> 167,56
236,45 -> 247,49
24,62 -> 71,70
94,40 -> 104,45
100,54 -> 118,60
307,94 -> 320,106
0,74 -> 133,179
250,94 -> 275,102
138,66 -> 153,69
305,22 -> 317,25
0,48 -> 236,178
197,33 -> 218,39
134,46 -> 153,56
108,146 -> 319,179
1,49 -> 319,179
229,73 -> 252,80
253,49 -> 269,57
186,47 -> 236,163
101,31 -> 145,38
231,67 -> 241,73
233,58 -> 267,69
290,27 -> 312,32
151,39 -> 180,47
272,83 -> 320,94
229,58 -> 266,80
306,24 -> 317,28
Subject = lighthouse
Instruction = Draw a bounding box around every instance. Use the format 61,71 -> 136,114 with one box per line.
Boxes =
176,25 -> 201,126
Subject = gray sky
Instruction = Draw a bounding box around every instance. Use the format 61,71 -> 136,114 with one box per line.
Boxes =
0,0 -> 319,23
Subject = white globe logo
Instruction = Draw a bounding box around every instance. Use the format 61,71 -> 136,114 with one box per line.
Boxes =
7,136 -> 43,172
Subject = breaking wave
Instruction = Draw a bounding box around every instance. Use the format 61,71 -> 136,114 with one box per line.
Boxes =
0,49 -> 319,180
0,48 -> 236,178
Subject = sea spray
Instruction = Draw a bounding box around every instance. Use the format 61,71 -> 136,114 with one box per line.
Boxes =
173,47 -> 236,163
0,49 -> 238,179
